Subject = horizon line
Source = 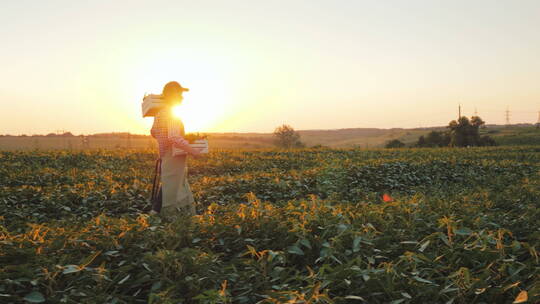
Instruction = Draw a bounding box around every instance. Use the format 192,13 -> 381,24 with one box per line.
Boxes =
2,122 -> 537,137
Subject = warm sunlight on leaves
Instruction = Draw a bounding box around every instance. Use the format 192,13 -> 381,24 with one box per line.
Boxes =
513,290 -> 528,303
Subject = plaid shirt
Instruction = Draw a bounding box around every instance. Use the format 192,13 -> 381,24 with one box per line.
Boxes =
150,107 -> 190,157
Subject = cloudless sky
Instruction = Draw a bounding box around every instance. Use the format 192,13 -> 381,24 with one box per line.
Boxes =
1,0 -> 539,135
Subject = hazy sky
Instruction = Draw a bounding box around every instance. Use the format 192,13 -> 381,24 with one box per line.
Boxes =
1,0 -> 539,134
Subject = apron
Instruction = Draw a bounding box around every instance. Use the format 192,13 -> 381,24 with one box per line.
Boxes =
151,117 -> 195,217
160,149 -> 196,216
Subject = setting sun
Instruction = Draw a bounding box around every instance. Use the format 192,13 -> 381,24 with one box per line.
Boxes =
129,50 -> 237,134
172,97 -> 221,134
169,77 -> 230,133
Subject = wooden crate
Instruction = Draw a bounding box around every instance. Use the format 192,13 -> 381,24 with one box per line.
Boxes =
173,139 -> 209,156
142,94 -> 165,117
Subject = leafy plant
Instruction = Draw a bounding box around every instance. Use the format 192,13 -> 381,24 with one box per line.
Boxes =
0,147 -> 539,303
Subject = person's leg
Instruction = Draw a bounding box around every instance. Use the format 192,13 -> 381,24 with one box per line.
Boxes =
175,155 -> 196,216
177,175 -> 196,215
160,150 -> 184,219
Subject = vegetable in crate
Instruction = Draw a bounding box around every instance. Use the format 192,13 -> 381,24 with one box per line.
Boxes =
173,133 -> 209,156
183,133 -> 208,144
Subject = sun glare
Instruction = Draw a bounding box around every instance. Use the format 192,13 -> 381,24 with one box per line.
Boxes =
171,89 -> 224,133
133,55 -> 234,134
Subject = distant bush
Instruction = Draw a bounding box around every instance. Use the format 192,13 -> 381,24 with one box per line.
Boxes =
479,135 -> 497,146
311,144 -> 330,149
385,139 -> 405,148
273,124 -> 304,149
416,131 -> 451,147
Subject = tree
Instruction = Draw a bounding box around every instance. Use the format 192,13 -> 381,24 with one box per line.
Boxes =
415,116 -> 494,148
448,116 -> 493,147
273,124 -> 304,149
448,117 -> 470,147
385,139 -> 405,148
417,131 -> 451,147
416,135 -> 427,147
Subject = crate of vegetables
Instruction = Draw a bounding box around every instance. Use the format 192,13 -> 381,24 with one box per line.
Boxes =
173,133 -> 209,156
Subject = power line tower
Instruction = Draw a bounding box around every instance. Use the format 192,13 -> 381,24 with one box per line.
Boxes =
505,107 -> 511,126
82,135 -> 90,149
56,129 -> 67,149
536,111 -> 540,129
458,104 -> 461,120
474,107 -> 478,116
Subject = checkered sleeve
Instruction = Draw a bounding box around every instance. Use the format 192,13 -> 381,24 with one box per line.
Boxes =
167,116 -> 190,150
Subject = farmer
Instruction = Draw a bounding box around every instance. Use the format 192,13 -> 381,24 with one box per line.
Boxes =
150,81 -> 202,218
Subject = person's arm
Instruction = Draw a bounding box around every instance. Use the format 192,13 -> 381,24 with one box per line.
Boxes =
167,116 -> 201,156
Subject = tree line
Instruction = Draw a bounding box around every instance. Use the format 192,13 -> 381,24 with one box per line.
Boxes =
386,115 -> 496,148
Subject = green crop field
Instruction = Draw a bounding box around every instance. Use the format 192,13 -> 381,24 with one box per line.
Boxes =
1,147 -> 539,303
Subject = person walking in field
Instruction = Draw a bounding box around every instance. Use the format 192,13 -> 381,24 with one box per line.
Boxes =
150,81 -> 202,218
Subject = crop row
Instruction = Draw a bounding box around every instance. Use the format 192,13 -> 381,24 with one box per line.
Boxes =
0,147 -> 539,303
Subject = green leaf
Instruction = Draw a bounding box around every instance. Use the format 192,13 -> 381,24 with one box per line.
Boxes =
62,265 -> 82,274
455,228 -> 472,236
344,295 -> 366,301
337,223 -> 348,232
118,274 -> 130,284
353,237 -> 361,252
24,291 -> 45,303
400,241 -> 418,245
287,245 -> 304,255
299,239 -> 311,249
142,263 -> 152,272
419,240 -> 430,252
439,234 -> 451,247
413,275 -> 437,285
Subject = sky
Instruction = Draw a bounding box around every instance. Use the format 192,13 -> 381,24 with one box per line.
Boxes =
1,0 -> 539,135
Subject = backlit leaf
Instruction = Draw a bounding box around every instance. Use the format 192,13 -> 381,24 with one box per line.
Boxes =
513,290 -> 528,303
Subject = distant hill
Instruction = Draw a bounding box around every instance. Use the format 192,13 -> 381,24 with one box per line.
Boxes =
1,124 -> 539,150
479,124 -> 540,146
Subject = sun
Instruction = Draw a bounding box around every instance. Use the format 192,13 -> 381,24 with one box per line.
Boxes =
132,53 -> 237,134
171,89 -> 224,133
